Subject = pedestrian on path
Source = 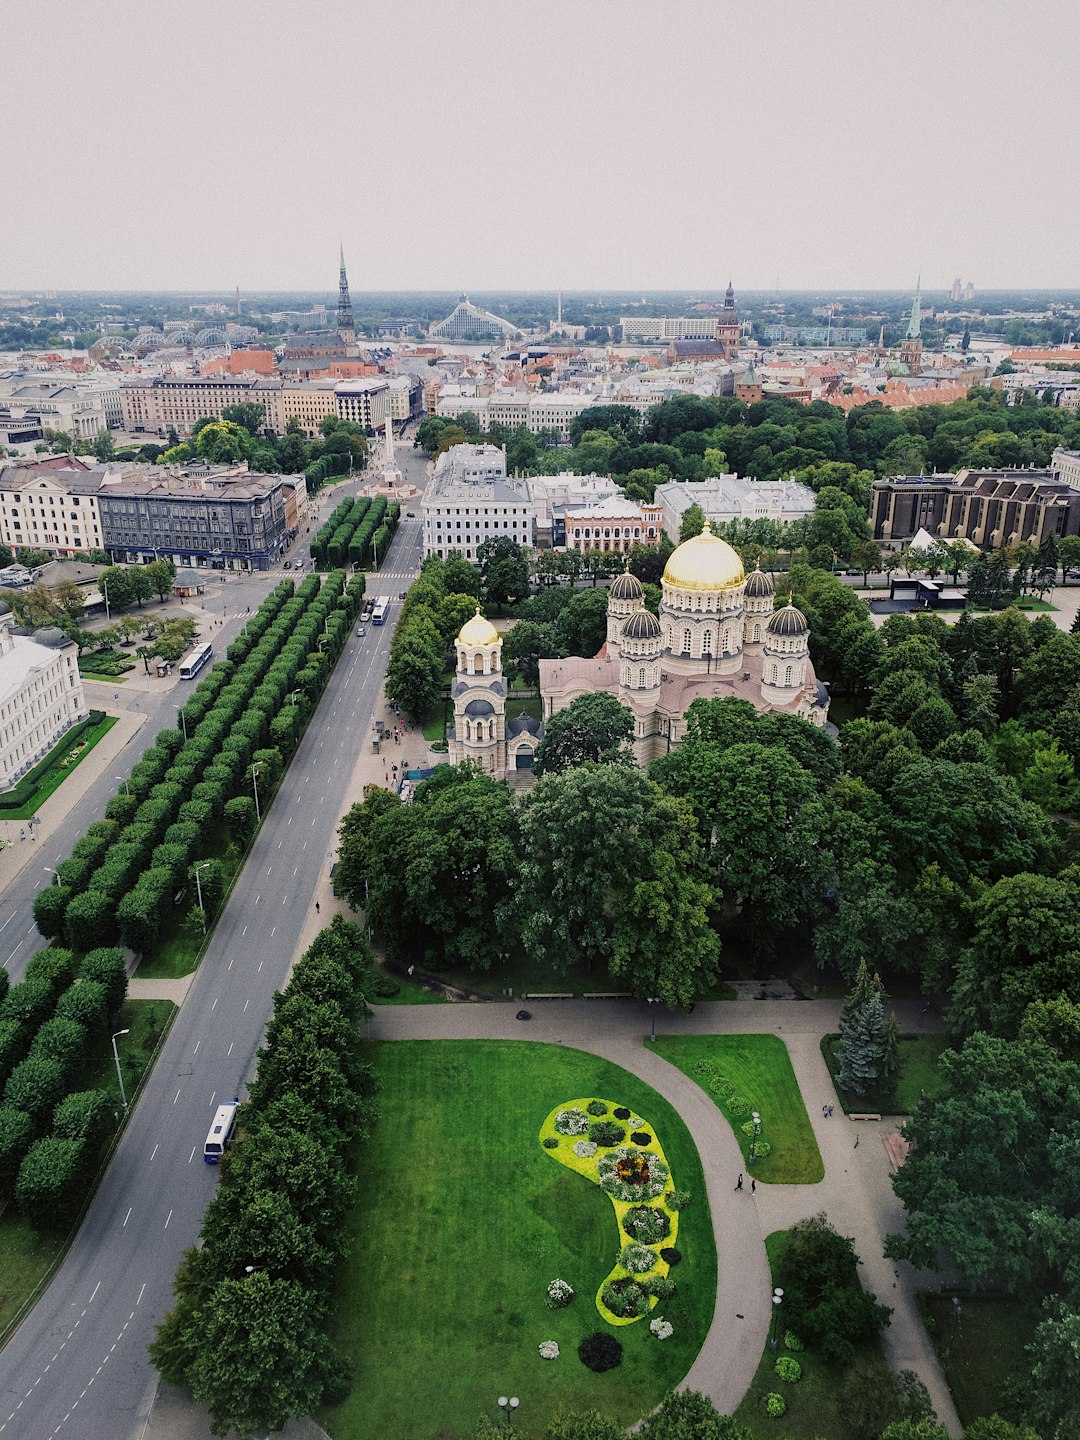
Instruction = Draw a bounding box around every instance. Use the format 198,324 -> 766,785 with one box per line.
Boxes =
735,1173 -> 743,1191
315,901 -> 320,914
751,1178 -> 756,1194
823,1104 -> 828,1118
18,829 -> 24,842
854,1135 -> 859,1149
828,1104 -> 834,1117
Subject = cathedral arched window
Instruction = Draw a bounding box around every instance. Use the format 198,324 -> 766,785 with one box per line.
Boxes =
683,628 -> 692,655
464,720 -> 471,740
702,630 -> 712,654
785,666 -> 793,686
753,625 -> 760,643
722,628 -> 730,653
639,668 -> 646,687
770,665 -> 778,683
666,627 -> 673,650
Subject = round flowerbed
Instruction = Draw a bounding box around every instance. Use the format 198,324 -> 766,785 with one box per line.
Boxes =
579,1332 -> 622,1372
623,1205 -> 670,1244
588,1119 -> 626,1147
555,1108 -> 589,1136
618,1242 -> 657,1275
597,1146 -> 669,1202
601,1278 -> 649,1319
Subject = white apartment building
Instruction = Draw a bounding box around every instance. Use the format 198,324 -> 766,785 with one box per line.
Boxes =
1052,447 -> 1080,490
334,378 -> 391,431
620,316 -> 718,342
0,629 -> 88,790
422,444 -> 534,560
121,376 -> 282,436
655,476 -> 817,542
436,388 -> 600,443
0,463 -> 105,554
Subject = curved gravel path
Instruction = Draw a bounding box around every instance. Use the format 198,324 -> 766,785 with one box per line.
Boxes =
368,995 -> 961,1434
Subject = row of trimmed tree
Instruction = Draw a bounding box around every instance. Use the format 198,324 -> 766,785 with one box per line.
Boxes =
150,917 -> 378,1438
309,496 -> 399,571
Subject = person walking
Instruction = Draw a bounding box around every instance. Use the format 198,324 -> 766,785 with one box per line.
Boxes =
315,901 -> 320,914
735,1172 -> 743,1191
854,1135 -> 860,1149
751,1178 -> 756,1194
18,829 -> 24,842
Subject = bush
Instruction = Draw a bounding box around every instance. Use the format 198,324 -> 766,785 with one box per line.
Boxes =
665,1188 -> 691,1211
660,1247 -> 682,1267
53,1089 -> 113,1154
618,1242 -> 656,1274
623,1205 -> 671,1244
4,1055 -> 68,1126
586,1100 -> 608,1116
373,975 -> 400,999
631,1130 -> 652,1145
15,1135 -> 87,1231
642,1274 -> 676,1300
546,1279 -> 574,1309
784,1330 -> 803,1351
765,1393 -> 787,1418
0,1108 -> 32,1199
29,1017 -> 86,1067
0,978 -> 55,1033
613,1107 -> 631,1119
578,1332 -> 622,1372
601,1278 -> 649,1318
32,883 -> 71,941
588,1120 -> 626,1147
542,1136 -> 559,1149
775,1356 -> 802,1383
65,890 -> 117,951
554,1108 -> 588,1136
79,948 -> 126,1022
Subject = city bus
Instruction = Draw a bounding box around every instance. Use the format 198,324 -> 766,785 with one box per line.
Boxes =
179,642 -> 213,680
371,596 -> 391,625
203,1098 -> 239,1164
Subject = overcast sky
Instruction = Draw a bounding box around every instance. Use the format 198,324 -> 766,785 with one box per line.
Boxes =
4,0 -> 1078,294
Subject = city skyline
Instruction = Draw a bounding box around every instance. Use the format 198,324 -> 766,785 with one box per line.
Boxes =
4,0 -> 1078,293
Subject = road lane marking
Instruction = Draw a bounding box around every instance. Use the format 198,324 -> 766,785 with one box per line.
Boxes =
150,1144 -> 158,1161
227,1041 -> 234,1056
193,1041 -> 200,1055
228,956 -> 234,969
212,996 -> 218,1010
269,928 -> 275,939
173,1088 -> 181,1103
89,1281 -> 100,1302
164,1210 -> 172,1229
5,941 -> 23,963
258,960 -> 263,971
123,1208 -> 131,1226
0,913 -> 14,935
243,998 -> 250,1011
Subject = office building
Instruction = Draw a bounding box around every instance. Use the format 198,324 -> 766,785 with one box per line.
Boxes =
870,469 -> 1080,550
0,628 -> 87,791
654,476 -> 816,542
421,444 -> 534,560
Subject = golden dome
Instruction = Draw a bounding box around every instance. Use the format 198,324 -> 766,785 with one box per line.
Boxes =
457,606 -> 499,647
662,528 -> 745,591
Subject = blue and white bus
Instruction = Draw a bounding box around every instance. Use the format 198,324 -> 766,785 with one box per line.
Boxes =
371,596 -> 391,625
203,1098 -> 239,1163
179,642 -> 213,680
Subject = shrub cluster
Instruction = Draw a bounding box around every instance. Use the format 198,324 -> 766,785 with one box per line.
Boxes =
578,1332 -> 621,1372
585,1100 -> 608,1116
33,573 -> 363,958
309,496 -> 397,571
601,1277 -> 649,1318
150,918 -> 377,1438
0,945 -> 127,1227
588,1119 -> 625,1147
623,1205 -> 671,1244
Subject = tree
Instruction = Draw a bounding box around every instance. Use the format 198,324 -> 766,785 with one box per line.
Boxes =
679,503 -> 708,542
191,859 -> 225,919
79,947 -> 127,1021
774,1214 -> 891,1366
98,565 -> 136,611
146,558 -> 176,601
501,620 -> 562,687
638,1390 -> 749,1440
477,536 -> 529,609
554,588 -> 609,657
51,579 -> 85,625
837,962 -> 898,1095
183,1272 -> 338,1438
5,1055 -> 68,1127
534,694 -> 634,775
91,430 -> 115,462
385,614 -> 444,720
52,1089 -> 113,1153
511,767 -> 719,1002
220,402 -> 267,435
850,540 -> 882,586
0,1108 -> 32,1200
15,1136 -> 86,1230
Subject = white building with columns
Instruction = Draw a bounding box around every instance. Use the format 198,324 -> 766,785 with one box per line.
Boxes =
0,627 -> 88,790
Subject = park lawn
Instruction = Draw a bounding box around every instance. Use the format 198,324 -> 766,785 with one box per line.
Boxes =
735,1231 -> 894,1440
320,1040 -> 716,1440
0,714 -> 117,821
651,1035 -> 823,1184
0,998 -> 175,1345
919,1291 -> 1039,1428
422,696 -> 450,743
821,1034 -> 951,1116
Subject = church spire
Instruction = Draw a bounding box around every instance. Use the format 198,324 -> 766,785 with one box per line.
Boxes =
337,244 -> 355,346
907,275 -> 922,339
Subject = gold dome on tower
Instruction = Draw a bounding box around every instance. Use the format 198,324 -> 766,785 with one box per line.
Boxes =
662,528 -> 745,591
457,607 -> 499,647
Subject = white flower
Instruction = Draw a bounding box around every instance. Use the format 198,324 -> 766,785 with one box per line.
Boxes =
555,1109 -> 589,1135
650,1317 -> 674,1340
539,1340 -> 560,1360
546,1279 -> 574,1308
573,1140 -> 597,1158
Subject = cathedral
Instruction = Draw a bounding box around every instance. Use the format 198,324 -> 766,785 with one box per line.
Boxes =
448,528 -> 830,777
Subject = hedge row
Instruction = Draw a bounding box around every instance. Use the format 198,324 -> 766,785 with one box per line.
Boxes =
310,497 -> 365,569
33,572 -> 365,957
0,709 -> 106,812
0,943 -> 128,1228
309,496 -> 400,570
150,917 -> 378,1436
303,450 -> 351,494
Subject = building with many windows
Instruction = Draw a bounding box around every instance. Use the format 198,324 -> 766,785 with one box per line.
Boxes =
561,496 -> 663,554
421,444 -> 534,560
429,296 -> 519,341
869,469 -> 1080,550
333,378 -> 391,431
0,627 -> 87,791
654,476 -> 816,542
620,315 -> 719,342
0,458 -> 105,554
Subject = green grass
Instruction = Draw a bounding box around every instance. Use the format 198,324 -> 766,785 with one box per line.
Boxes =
651,1034 -> 823,1184
422,696 -> 450,743
735,1231 -> 894,1439
77,670 -> 127,683
968,597 -> 1056,613
321,1040 -> 716,1440
0,715 -> 117,820
0,998 -> 175,1342
919,1291 -> 1038,1427
821,1034 -> 951,1115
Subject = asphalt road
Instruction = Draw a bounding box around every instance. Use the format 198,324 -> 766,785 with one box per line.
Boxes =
0,495 -> 427,1438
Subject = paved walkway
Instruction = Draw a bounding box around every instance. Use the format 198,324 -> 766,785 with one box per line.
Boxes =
366,997 -> 961,1434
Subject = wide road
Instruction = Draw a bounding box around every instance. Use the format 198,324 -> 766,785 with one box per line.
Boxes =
0,502 -> 426,1438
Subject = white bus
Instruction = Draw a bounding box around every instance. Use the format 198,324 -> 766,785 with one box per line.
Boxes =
179,642 -> 213,680
203,1098 -> 239,1164
371,596 -> 391,625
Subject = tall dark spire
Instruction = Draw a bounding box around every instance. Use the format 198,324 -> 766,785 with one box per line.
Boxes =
337,243 -> 355,345
724,279 -> 735,311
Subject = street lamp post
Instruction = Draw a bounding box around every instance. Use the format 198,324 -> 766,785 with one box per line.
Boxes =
251,764 -> 262,822
193,860 -> 212,932
646,997 -> 660,1043
44,866 -> 59,886
770,1288 -> 784,1349
111,1029 -> 130,1114
497,1396 -> 519,1425
115,775 -> 130,795
102,575 -> 110,622
749,1110 -> 761,1166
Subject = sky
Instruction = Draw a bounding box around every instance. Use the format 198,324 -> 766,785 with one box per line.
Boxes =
3,0 -> 1079,294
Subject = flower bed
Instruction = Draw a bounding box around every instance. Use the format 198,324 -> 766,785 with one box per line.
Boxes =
538,1096 -> 679,1326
